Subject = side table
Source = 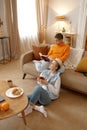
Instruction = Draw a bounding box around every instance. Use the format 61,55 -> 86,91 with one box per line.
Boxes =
63,33 -> 76,47
0,36 -> 11,64
0,81 -> 28,125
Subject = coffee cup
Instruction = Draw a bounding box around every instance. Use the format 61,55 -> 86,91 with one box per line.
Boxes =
7,80 -> 13,88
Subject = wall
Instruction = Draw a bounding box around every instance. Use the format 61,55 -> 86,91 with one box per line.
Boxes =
0,0 -> 8,60
0,0 -> 81,52
0,0 -> 7,35
46,0 -> 81,46
85,18 -> 87,50
0,0 -> 4,59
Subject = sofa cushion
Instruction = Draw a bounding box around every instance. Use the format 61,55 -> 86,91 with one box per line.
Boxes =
32,45 -> 49,60
61,69 -> 87,94
64,47 -> 84,69
75,56 -> 87,72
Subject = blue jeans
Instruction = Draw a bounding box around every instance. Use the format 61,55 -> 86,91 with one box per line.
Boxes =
34,60 -> 49,72
27,85 -> 51,105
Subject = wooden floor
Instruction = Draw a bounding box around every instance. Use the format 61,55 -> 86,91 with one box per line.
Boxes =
0,60 -> 87,130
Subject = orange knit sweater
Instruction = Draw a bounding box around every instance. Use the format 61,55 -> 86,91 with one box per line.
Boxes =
47,42 -> 70,61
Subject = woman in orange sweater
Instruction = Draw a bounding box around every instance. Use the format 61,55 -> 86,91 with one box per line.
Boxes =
34,33 -> 70,72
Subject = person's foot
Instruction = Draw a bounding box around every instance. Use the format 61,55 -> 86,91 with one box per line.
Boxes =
34,105 -> 47,118
17,104 -> 32,118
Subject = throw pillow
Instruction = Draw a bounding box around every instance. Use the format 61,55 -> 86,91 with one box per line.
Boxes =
64,47 -> 84,69
75,56 -> 87,72
32,45 -> 49,60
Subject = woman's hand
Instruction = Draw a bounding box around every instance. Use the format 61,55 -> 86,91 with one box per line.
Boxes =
41,79 -> 48,85
37,77 -> 48,85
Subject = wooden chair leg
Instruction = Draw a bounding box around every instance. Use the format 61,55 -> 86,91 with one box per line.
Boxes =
23,74 -> 26,79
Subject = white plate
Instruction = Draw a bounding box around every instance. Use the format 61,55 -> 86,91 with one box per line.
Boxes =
6,87 -> 24,98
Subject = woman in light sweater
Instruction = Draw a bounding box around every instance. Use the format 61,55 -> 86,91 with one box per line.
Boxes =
18,59 -> 62,118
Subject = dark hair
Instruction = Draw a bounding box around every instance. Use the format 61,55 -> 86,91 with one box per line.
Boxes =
55,33 -> 63,40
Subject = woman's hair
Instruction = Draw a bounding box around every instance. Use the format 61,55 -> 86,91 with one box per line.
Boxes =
55,33 -> 63,40
55,60 -> 61,71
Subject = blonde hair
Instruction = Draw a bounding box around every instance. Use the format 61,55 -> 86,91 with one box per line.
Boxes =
54,60 -> 60,71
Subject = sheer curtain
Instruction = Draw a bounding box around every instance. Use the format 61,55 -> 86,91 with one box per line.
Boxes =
17,0 -> 39,53
5,0 -> 49,56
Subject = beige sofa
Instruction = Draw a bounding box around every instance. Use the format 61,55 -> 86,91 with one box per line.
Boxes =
20,50 -> 87,95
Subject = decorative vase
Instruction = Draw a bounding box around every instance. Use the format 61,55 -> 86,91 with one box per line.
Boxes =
62,27 -> 66,33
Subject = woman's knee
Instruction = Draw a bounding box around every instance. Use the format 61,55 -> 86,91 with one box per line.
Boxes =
39,98 -> 51,105
34,85 -> 43,92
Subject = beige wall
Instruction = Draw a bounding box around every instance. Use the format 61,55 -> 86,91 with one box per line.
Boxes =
0,0 -> 4,59
46,0 -> 81,45
0,0 -> 7,36
0,0 -> 8,60
0,0 -> 81,48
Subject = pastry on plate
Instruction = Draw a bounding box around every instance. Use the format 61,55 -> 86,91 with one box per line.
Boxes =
12,88 -> 22,95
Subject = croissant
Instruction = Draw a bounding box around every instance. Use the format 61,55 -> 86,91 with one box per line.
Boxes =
12,88 -> 22,95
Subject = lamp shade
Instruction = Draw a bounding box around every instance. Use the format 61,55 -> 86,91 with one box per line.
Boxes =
55,16 -> 65,21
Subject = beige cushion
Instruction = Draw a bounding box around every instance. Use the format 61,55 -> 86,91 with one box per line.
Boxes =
32,45 -> 49,60
75,56 -> 87,72
64,47 -> 84,69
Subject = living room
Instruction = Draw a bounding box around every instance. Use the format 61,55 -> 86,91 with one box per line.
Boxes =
0,0 -> 87,130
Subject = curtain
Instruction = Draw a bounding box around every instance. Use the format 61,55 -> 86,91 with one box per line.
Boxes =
5,0 -> 21,59
4,0 -> 49,55
17,0 -> 39,53
36,0 -> 49,44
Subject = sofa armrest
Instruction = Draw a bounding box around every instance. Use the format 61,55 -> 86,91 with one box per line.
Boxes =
20,50 -> 34,66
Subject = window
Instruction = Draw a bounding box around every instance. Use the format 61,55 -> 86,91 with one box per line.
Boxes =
17,0 -> 38,39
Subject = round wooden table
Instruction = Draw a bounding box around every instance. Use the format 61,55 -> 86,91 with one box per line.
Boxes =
0,81 -> 28,125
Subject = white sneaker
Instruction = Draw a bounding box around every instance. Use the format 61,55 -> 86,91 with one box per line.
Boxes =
39,106 -> 47,118
17,104 -> 32,118
34,105 -> 47,118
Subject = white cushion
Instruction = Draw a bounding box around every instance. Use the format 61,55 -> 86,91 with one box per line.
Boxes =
64,47 -> 84,69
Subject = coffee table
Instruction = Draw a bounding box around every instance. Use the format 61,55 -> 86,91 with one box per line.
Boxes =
0,81 -> 28,125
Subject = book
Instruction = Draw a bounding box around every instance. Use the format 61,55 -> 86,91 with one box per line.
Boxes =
39,53 -> 50,62
0,95 -> 5,102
